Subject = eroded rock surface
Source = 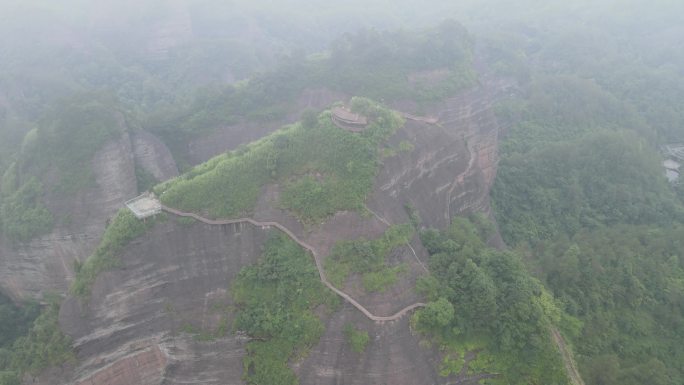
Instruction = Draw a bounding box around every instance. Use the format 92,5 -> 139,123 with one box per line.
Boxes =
0,129 -> 177,300
39,77 -> 511,384
0,134 -> 136,300
132,131 -> 180,182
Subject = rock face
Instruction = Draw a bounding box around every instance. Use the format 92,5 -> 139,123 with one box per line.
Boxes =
370,78 -> 508,230
0,134 -> 137,300
54,220 -> 269,385
132,131 -> 179,182
0,129 -> 177,301
296,309 -> 444,385
40,78 -> 511,385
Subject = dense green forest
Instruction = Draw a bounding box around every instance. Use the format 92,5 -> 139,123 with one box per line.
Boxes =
493,129 -> 682,244
526,225 -> 684,385
414,216 -> 570,385
488,3 -> 684,383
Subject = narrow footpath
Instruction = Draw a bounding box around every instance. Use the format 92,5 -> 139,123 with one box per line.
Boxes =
551,328 -> 586,385
161,205 -> 425,322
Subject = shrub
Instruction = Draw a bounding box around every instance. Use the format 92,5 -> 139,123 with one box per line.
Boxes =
71,209 -> 152,297
0,178 -> 53,242
325,224 -> 413,292
344,324 -> 370,353
233,234 -> 334,385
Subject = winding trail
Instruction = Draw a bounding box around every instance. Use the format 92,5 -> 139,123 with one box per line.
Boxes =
401,112 -> 439,125
161,205 -> 425,322
551,328 -> 586,385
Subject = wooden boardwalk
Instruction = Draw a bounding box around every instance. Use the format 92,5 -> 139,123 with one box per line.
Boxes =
401,112 -> 439,125
161,205 -> 425,322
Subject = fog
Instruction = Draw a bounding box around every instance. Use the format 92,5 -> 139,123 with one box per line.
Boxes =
1,0 -> 682,171
1,1 -> 684,385
1,0 -> 683,189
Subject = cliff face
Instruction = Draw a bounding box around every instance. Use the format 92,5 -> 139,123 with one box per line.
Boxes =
53,221 -> 267,385
371,78 -> 507,230
131,131 -> 179,182
0,130 -> 177,301
39,78 -> 511,385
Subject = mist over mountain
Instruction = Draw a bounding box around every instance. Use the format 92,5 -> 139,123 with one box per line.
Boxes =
0,1 -> 682,385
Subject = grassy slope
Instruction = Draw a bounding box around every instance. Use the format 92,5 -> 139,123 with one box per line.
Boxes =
156,98 -> 403,223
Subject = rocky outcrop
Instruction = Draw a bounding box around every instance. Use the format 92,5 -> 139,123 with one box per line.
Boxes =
38,76 -> 512,385
75,344 -> 167,385
47,215 -> 438,385
0,129 -> 178,301
52,220 -> 269,385
296,309 -> 445,385
369,78 -> 507,230
132,131 -> 179,182
0,134 -> 137,300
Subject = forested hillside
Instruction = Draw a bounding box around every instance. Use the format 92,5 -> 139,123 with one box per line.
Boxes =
489,3 -> 684,384
414,216 -> 571,385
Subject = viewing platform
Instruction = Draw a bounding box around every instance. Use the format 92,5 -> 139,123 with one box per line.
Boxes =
331,107 -> 368,132
125,192 -> 162,219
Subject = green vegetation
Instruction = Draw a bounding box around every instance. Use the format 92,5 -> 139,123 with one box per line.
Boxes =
413,216 -> 569,385
71,209 -> 153,297
0,178 -> 53,242
398,140 -> 415,153
343,323 -> 369,353
325,224 -> 413,292
488,11 -> 684,382
232,234 -> 336,385
157,98 -> 403,222
0,2 -> 682,382
493,129 -> 682,245
0,96 -> 124,242
361,264 -> 407,293
175,217 -> 197,226
20,96 -> 124,193
0,296 -> 73,381
521,225 -> 684,385
180,318 -> 229,342
0,294 -> 39,350
135,165 -> 158,194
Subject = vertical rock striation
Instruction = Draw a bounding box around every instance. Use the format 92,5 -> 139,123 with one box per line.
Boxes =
0,129 -> 178,301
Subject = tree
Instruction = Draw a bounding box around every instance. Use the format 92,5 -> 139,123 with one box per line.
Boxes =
0,371 -> 20,385
415,297 -> 454,330
301,109 -> 318,129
